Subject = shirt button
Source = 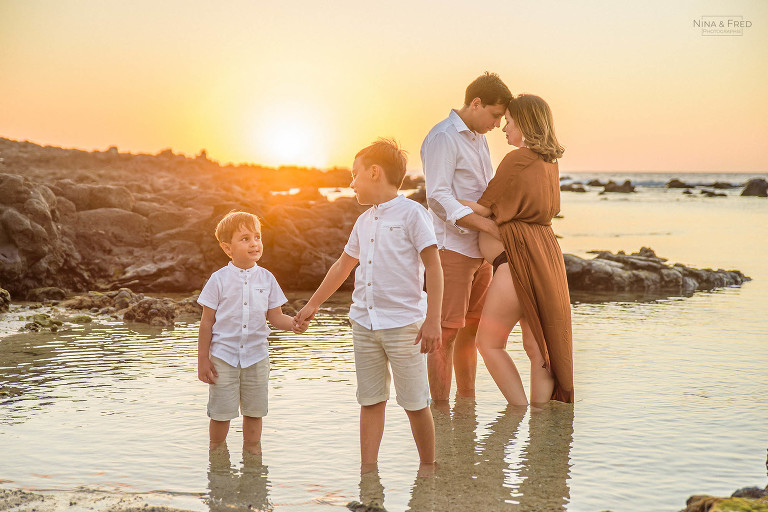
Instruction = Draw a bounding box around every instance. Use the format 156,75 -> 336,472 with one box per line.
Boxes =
241,345 -> 244,348
389,227 -> 393,231
367,282 -> 371,286
370,238 -> 374,242
368,306 -> 373,309
243,324 -> 247,328
244,302 -> 247,305
375,217 -> 378,220
368,260 -> 372,264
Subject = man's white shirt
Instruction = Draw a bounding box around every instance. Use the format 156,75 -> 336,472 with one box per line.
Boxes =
197,262 -> 287,368
344,195 -> 437,330
421,109 -> 494,258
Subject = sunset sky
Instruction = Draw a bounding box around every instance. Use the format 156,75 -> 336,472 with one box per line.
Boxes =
1,0 -> 767,173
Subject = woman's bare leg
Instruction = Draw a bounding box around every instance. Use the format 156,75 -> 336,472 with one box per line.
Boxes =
476,264 -> 527,405
521,320 -> 555,404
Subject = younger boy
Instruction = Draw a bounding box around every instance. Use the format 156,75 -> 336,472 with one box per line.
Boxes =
294,139 -> 444,467
197,210 -> 306,454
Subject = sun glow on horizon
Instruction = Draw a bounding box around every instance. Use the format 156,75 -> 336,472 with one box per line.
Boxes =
248,103 -> 330,169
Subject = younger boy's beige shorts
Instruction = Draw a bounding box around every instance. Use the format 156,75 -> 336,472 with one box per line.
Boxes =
208,356 -> 269,421
351,320 -> 429,411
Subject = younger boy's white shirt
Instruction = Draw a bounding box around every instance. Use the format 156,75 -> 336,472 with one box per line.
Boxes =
344,195 -> 438,330
197,262 -> 287,368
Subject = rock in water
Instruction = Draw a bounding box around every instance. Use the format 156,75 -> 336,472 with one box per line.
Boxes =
601,180 -> 635,193
741,178 -> 768,197
122,297 -> 176,326
666,179 -> 694,189
560,183 -> 587,192
564,247 -> 750,295
25,287 -> 66,302
0,287 -> 10,312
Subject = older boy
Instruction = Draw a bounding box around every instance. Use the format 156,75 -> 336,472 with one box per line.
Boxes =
421,72 -> 512,402
294,139 -> 443,467
197,210 -> 306,455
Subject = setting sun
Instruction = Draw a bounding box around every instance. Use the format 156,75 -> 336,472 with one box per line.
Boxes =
249,103 -> 329,168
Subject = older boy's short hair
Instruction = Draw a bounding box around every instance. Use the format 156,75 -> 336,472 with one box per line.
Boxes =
355,138 -> 408,188
464,72 -> 513,107
215,210 -> 261,244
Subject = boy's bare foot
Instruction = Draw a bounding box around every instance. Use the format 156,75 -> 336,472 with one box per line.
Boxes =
417,461 -> 438,477
209,440 -> 227,452
243,441 -> 262,456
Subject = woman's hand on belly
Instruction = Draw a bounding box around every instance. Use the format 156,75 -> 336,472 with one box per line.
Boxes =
478,231 -> 505,264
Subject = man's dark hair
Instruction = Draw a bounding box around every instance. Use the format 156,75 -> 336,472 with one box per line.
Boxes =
464,72 -> 512,107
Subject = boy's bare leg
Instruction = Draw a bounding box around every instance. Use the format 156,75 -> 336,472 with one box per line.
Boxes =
453,323 -> 478,398
405,406 -> 436,464
243,416 -> 263,455
427,326 -> 458,402
209,419 -> 230,451
360,401 -> 387,465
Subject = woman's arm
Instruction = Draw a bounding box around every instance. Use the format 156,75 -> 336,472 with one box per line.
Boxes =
458,199 -> 492,218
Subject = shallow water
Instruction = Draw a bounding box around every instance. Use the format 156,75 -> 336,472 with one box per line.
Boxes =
1,183 -> 767,511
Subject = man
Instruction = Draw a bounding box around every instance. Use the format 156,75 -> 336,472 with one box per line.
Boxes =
421,72 -> 512,402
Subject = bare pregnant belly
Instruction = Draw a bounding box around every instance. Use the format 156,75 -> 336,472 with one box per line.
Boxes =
478,231 -> 504,265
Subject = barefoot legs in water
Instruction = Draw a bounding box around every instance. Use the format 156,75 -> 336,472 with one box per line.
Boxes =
476,263 -> 554,405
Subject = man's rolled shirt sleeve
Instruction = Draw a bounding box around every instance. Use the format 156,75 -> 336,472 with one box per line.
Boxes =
423,131 -> 473,233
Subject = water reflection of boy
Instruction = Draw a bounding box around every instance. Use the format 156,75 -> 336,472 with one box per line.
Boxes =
207,444 -> 272,511
294,140 -> 444,469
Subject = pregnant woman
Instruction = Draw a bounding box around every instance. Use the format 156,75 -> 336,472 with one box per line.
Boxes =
460,94 -> 574,404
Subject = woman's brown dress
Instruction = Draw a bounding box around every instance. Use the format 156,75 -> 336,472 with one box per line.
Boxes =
478,148 -> 574,403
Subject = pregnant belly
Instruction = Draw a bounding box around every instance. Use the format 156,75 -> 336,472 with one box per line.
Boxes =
478,231 -> 504,265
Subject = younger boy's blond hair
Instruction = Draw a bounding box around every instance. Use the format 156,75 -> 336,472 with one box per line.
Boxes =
215,210 -> 261,244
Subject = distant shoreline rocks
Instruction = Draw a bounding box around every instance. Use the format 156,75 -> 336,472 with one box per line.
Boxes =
0,138 -> 761,305
564,247 -> 750,295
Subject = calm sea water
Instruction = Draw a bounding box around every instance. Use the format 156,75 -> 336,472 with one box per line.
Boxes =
1,175 -> 767,511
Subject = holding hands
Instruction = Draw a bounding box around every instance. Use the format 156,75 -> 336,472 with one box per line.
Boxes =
293,303 -> 318,333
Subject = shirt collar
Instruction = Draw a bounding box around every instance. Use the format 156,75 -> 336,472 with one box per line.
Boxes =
373,194 -> 405,211
227,261 -> 257,275
449,109 -> 473,134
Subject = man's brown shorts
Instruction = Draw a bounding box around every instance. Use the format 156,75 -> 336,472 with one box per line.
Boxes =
439,249 -> 492,329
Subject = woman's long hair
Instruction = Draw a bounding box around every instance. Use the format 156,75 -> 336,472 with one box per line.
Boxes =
508,94 -> 564,163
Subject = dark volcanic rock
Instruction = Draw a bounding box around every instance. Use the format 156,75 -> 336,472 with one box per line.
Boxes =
122,297 -> 176,326
25,286 -> 66,302
700,190 -> 726,198
707,181 -> 738,189
601,180 -> 635,193
564,247 -> 749,295
666,179 -> 694,189
741,178 -> 768,197
0,173 -> 89,297
560,183 -> 586,192
0,287 -> 9,312
586,179 -> 604,187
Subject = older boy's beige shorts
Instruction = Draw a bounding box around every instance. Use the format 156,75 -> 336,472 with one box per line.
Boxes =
351,320 -> 429,411
208,356 -> 269,421
439,249 -> 492,329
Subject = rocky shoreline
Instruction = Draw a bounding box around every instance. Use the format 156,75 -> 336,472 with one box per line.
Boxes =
0,246 -> 749,330
0,138 -> 754,326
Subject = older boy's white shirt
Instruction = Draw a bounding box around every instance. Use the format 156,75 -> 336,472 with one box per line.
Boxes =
421,109 -> 494,258
197,262 -> 287,368
344,195 -> 437,330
